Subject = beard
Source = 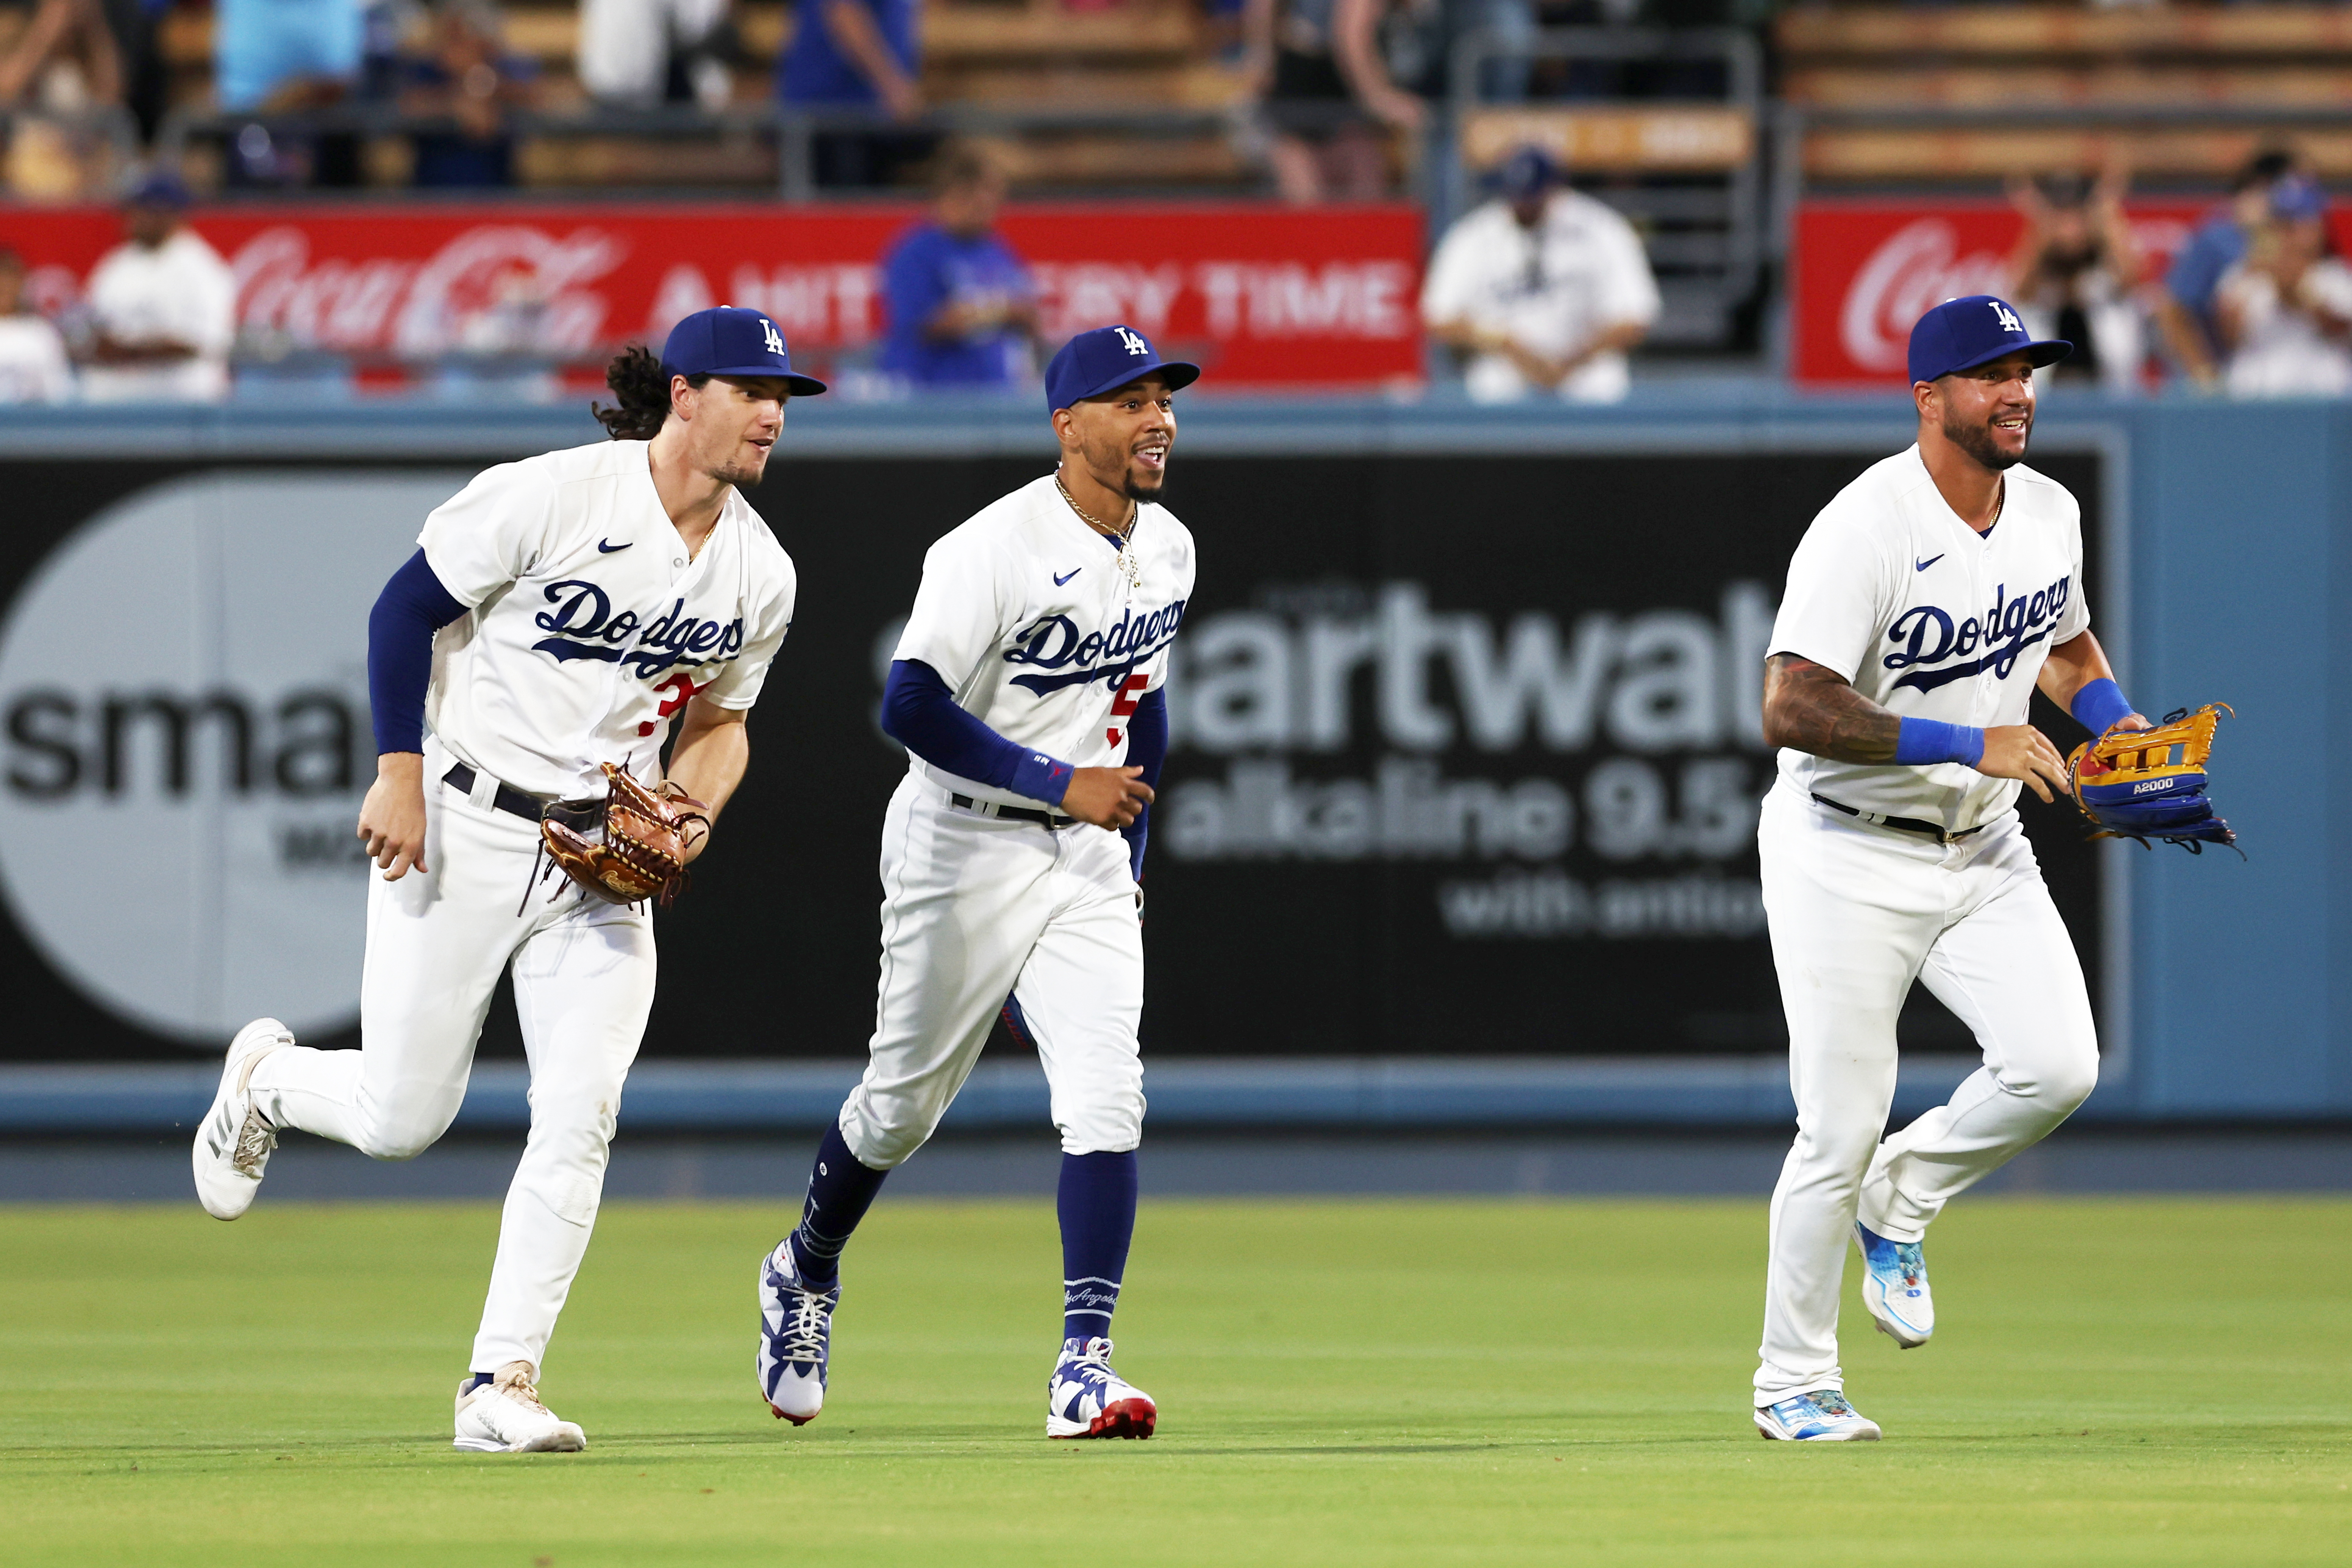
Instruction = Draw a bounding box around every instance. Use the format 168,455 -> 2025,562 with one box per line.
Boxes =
1941,407 -> 2027,471
1087,436 -> 1167,502
706,449 -> 769,489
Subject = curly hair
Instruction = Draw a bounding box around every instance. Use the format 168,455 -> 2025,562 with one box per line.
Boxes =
593,345 -> 708,440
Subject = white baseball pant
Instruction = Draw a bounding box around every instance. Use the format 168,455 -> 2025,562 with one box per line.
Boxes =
837,773 -> 1146,1170
1754,781 -> 2099,1404
245,740 -> 656,1375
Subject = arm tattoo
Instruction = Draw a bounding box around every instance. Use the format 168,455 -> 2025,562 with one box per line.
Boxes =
1762,653 -> 1901,764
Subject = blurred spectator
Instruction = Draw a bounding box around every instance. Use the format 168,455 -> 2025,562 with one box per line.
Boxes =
578,0 -> 734,111
0,0 -> 122,117
400,1 -> 534,188
778,0 -> 925,189
2214,178 -> 2352,400
102,0 -> 172,143
1244,0 -> 1423,203
215,0 -> 362,111
0,247 -> 73,403
1420,145 -> 1659,404
879,144 -> 1037,390
78,170 -> 236,403
2157,147 -> 2297,393
2004,165 -> 2143,395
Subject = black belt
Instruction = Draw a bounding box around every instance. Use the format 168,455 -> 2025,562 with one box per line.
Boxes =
443,762 -> 600,832
1810,792 -> 1986,846
950,792 -> 1076,829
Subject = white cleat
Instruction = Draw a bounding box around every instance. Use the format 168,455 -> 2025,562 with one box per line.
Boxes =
1854,1222 -> 1935,1349
1046,1337 -> 1156,1440
1754,1389 -> 1882,1442
453,1362 -> 587,1454
191,1018 -> 292,1220
756,1239 -> 839,1426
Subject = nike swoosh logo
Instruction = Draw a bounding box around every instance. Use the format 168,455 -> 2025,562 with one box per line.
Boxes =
1054,568 -> 1082,586
598,539 -> 632,553
1915,554 -> 1944,572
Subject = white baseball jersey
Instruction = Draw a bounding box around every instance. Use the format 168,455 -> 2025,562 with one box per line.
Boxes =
420,439 -> 796,800
1419,190 -> 1661,404
80,229 -> 236,404
892,473 -> 1195,809
1768,445 -> 2090,830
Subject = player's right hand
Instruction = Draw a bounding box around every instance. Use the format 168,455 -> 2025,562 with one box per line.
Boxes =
1061,766 -> 1154,830
358,753 -> 431,880
1975,724 -> 2071,803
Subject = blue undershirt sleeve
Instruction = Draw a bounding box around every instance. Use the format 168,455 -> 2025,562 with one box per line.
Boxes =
881,659 -> 1073,804
1121,686 -> 1168,880
367,548 -> 470,756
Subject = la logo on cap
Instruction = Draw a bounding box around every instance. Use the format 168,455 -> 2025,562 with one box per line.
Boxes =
1991,301 -> 2024,334
1117,326 -> 1148,356
761,317 -> 786,356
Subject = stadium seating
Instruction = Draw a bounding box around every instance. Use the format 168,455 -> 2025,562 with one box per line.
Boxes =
105,0 -> 1250,195
1782,4 -> 2352,182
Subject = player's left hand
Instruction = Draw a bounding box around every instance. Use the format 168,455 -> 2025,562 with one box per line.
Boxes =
1062,765 -> 1154,829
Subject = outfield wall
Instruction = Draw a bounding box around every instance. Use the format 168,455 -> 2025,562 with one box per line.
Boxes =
0,391 -> 2338,1127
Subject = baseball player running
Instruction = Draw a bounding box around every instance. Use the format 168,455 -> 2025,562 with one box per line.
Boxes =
754,325 -> 1196,1439
191,307 -> 817,1454
1751,295 -> 2150,1441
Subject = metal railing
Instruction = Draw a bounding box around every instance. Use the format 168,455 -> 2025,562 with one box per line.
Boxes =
1442,27 -> 1768,352
149,100 -> 1274,201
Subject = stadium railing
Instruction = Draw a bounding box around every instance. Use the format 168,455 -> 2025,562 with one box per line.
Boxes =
1440,27 -> 1766,354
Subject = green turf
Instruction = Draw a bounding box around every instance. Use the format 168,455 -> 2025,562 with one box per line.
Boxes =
0,1195 -> 2346,1567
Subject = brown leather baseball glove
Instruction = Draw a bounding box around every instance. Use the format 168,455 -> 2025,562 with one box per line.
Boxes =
540,763 -> 709,906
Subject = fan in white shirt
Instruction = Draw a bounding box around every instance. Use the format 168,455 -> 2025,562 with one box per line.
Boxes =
0,249 -> 72,404
2216,183 -> 2352,399
79,173 -> 236,404
1421,145 -> 1660,404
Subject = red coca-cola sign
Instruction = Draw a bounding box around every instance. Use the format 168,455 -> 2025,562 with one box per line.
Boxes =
1793,199 -> 2227,386
0,202 -> 1426,389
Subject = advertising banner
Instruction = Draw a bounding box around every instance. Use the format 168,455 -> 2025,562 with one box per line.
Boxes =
0,203 -> 1425,389
0,445 -> 2104,1063
1791,199 -> 2352,386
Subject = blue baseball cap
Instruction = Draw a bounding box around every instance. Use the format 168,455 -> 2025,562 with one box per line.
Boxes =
660,306 -> 826,396
2272,174 -> 2328,222
1491,145 -> 1563,201
1908,295 -> 2071,385
126,168 -> 189,209
1045,324 -> 1199,415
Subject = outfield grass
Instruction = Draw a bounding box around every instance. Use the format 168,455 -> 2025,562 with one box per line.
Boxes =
0,1195 -> 2346,1567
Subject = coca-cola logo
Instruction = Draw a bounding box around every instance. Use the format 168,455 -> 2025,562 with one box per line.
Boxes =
224,223 -> 625,356
1839,219 -> 2009,375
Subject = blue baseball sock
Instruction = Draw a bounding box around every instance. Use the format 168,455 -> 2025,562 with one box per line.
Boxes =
786,1123 -> 889,1285
1058,1150 -> 1137,1345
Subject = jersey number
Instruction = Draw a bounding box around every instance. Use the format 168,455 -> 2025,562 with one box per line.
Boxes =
639,675 -> 709,737
1105,673 -> 1148,747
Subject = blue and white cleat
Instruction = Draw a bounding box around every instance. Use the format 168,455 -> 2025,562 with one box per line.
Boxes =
1854,1222 -> 1934,1348
1754,1389 -> 1882,1441
756,1239 -> 839,1425
1046,1337 -> 1156,1440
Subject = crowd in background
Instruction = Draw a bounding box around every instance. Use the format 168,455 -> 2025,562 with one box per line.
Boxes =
0,2 -> 2350,403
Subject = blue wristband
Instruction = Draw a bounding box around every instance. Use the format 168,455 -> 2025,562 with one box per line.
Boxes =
2069,677 -> 2135,738
1010,749 -> 1075,805
1893,717 -> 1986,767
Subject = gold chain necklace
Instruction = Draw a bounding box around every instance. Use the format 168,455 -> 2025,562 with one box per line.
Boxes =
1054,470 -> 1142,590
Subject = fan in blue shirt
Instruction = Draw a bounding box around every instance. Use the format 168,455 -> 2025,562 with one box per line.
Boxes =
880,147 -> 1039,388
2158,148 -> 2298,389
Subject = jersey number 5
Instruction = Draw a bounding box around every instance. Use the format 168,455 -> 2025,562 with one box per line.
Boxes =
639,674 -> 709,737
1106,673 -> 1148,747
